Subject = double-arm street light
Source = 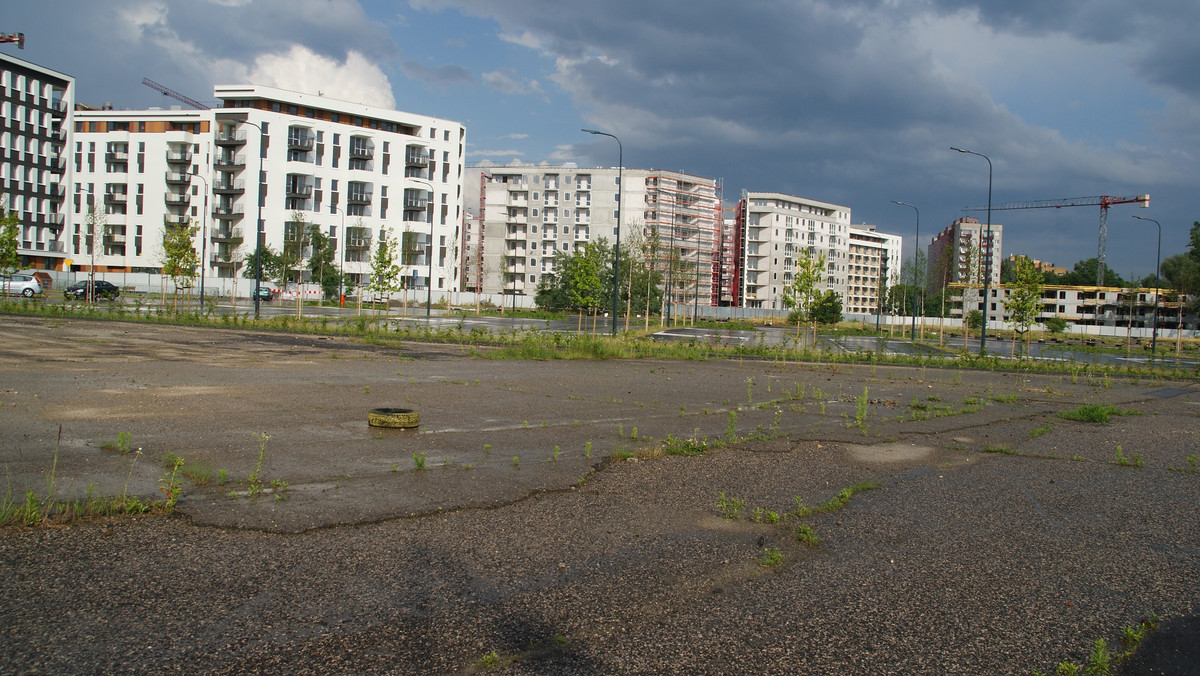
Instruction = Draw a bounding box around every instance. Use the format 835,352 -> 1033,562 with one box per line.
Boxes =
950,147 -> 993,355
1131,215 -> 1162,359
190,171 -> 209,308
581,128 -> 621,336
890,200 -> 920,340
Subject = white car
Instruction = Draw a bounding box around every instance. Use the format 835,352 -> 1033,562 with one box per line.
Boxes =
0,273 -> 42,297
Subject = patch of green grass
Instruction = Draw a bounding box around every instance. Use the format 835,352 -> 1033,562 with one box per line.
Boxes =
759,547 -> 783,567
1030,424 -> 1053,438
991,393 -> 1019,404
412,452 -> 426,471
662,433 -> 707,456
983,444 -> 1017,455
793,523 -> 820,546
1058,404 -> 1142,424
1168,454 -> 1199,474
1114,445 -> 1144,468
715,491 -> 746,519
610,450 -> 635,460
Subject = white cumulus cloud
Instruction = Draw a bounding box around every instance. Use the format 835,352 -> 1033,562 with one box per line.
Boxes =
241,46 -> 396,109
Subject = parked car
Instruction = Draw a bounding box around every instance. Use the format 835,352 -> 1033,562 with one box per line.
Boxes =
27,271 -> 53,290
64,280 -> 121,300
0,273 -> 42,297
253,285 -> 276,301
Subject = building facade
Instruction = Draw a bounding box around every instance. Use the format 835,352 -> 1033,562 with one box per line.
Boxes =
926,216 -> 1003,289
468,166 -> 721,307
71,84 -> 465,297
845,224 -> 902,315
1,52 -> 73,270
737,192 -> 852,310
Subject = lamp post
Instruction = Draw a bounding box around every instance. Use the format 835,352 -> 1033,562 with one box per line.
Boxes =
190,171 -> 209,308
1131,215 -> 1161,360
950,147 -> 993,355
582,128 -> 622,336
332,205 -> 346,305
891,200 -> 920,340
408,177 -> 435,319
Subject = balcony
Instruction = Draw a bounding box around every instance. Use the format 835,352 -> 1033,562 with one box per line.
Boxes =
214,130 -> 246,146
345,237 -> 372,250
214,180 -> 245,194
104,233 -> 127,244
347,192 -> 373,205
286,184 -> 313,198
166,150 -> 193,164
50,157 -> 66,174
105,151 -> 129,163
163,192 -> 190,205
348,145 -> 374,160
212,206 -> 245,219
214,155 -> 246,169
403,196 -> 427,209
288,135 -> 315,150
405,150 -> 430,166
211,254 -> 240,267
211,227 -> 243,242
103,193 -> 128,205
505,212 -> 525,223
164,214 -> 190,226
165,171 -> 191,184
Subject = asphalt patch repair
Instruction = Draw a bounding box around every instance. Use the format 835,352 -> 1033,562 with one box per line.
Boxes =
1,316 -> 1198,674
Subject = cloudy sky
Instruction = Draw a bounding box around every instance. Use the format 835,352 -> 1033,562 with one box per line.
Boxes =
8,0 -> 1198,279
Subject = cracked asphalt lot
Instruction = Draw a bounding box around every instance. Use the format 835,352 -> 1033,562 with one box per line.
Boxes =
1,317 -> 1198,674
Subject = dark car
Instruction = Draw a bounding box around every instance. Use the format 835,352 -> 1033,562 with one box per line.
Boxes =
64,280 -> 121,300
253,285 -> 276,301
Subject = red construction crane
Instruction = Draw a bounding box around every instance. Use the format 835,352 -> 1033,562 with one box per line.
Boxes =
1,32 -> 25,49
963,193 -> 1149,286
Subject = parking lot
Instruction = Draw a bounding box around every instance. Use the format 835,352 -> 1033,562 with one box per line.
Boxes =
1,316 -> 1198,673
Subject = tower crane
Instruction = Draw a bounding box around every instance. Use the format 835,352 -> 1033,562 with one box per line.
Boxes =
963,194 -> 1149,286
1,32 -> 25,49
141,77 -> 210,110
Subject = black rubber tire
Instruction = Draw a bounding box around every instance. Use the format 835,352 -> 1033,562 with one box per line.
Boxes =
22,288 -> 34,297
368,407 -> 420,429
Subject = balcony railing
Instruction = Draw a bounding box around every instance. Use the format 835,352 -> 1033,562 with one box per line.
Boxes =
212,206 -> 245,219
105,151 -> 129,162
211,227 -> 243,242
285,185 -> 313,198
214,180 -> 245,194
347,192 -> 373,205
214,130 -> 247,146
166,151 -> 193,163
163,192 -> 190,205
103,193 -> 128,204
165,171 -> 191,184
348,145 -> 374,159
288,136 -> 315,150
403,197 -> 427,209
404,151 -> 430,166
345,237 -> 372,250
214,155 -> 246,169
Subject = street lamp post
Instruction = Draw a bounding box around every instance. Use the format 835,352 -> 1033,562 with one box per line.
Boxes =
332,205 -> 346,305
1131,215 -> 1162,359
891,200 -> 920,340
582,129 -> 622,336
191,172 -> 209,308
950,147 -> 993,355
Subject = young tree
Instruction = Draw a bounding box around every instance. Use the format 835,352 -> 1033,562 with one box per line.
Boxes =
1006,255 -> 1045,356
243,244 -> 282,289
0,198 -> 20,297
84,206 -> 110,303
564,239 -> 609,333
160,217 -> 199,312
368,226 -> 401,321
305,224 -> 342,301
781,251 -> 826,345
811,289 -> 843,325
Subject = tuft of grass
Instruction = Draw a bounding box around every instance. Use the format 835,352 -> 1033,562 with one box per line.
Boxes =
1114,445 -> 1144,468
793,523 -> 820,546
1168,454 -> 1199,474
584,441 -> 592,459
512,456 -> 520,467
759,547 -> 783,567
983,444 -> 1017,455
412,452 -> 427,471
819,480 -> 881,512
715,491 -> 746,519
662,433 -> 707,456
1058,404 -> 1142,424
1030,424 -> 1053,438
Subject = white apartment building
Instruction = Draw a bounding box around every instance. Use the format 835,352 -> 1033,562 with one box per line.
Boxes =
926,216 -> 1003,288
738,192 -> 852,310
845,224 -> 902,315
468,165 -> 720,305
1,52 -> 73,269
71,84 -> 465,297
